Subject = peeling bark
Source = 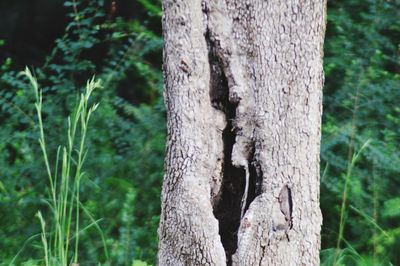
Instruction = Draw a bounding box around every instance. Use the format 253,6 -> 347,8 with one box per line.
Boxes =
158,0 -> 326,265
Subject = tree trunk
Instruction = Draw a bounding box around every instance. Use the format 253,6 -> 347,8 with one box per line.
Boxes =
158,0 -> 326,265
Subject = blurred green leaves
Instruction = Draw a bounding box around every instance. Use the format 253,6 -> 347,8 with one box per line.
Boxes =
321,0 -> 400,264
0,0 -> 163,265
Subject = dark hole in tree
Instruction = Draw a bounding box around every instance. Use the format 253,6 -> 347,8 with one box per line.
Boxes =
206,28 -> 246,265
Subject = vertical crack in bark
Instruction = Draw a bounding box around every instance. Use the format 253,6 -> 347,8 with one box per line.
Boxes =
206,25 -> 263,265
278,184 -> 293,233
244,143 -> 263,212
206,26 -> 244,265
203,2 -> 264,263
207,29 -> 229,112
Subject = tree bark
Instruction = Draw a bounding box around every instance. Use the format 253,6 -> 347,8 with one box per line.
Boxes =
158,0 -> 326,265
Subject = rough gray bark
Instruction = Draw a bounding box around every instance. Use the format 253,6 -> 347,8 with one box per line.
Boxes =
158,0 -> 326,265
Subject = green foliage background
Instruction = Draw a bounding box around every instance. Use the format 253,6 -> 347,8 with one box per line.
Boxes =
0,0 -> 399,265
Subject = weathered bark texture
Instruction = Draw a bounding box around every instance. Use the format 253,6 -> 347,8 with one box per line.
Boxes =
158,0 -> 326,265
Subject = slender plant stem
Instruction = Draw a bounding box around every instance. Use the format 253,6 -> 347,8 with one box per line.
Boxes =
23,68 -> 101,265
334,73 -> 362,265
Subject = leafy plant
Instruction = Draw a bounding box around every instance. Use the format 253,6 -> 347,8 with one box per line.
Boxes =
1,0 -> 164,264
321,0 -> 400,264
